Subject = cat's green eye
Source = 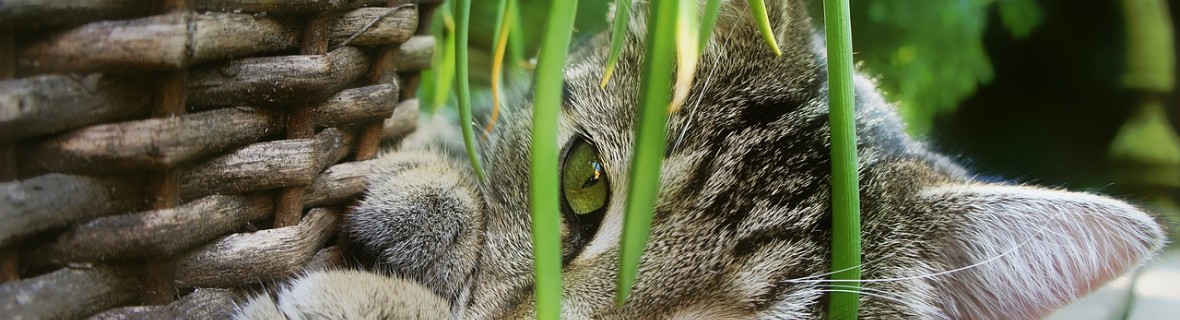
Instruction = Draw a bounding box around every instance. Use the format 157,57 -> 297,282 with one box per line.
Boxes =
561,139 -> 609,215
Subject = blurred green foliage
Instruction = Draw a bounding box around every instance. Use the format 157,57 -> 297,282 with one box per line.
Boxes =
835,0 -> 1042,135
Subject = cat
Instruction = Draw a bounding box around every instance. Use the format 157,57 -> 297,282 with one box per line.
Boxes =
236,0 -> 1166,318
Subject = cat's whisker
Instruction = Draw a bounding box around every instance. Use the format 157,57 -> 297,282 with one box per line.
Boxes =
815,288 -> 910,306
818,288 -> 952,320
672,8 -> 739,153
782,237 -> 920,283
815,284 -> 924,317
786,201 -> 957,283
792,193 -> 1089,285
671,70 -> 706,152
784,259 -> 874,283
788,214 -> 1059,284
816,283 -> 910,303
814,288 -> 922,320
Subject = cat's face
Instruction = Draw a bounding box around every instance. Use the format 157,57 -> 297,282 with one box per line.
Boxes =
349,0 -> 1165,318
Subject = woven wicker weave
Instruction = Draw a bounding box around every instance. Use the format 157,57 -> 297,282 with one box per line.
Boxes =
0,0 -> 435,318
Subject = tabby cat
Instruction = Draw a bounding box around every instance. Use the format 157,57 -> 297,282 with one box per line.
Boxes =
237,0 -> 1166,318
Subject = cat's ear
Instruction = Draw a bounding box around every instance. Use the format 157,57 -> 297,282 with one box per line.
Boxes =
920,184 -> 1164,320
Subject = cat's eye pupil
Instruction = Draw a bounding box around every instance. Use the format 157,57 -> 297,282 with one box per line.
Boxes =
581,162 -> 603,188
562,140 -> 609,215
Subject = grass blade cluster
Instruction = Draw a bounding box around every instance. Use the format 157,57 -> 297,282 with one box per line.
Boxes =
600,0 -> 632,87
530,0 -> 580,318
821,0 -> 862,318
617,0 -> 677,307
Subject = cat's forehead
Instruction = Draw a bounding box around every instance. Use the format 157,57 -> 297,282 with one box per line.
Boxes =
559,33 -> 823,142
551,29 -> 969,212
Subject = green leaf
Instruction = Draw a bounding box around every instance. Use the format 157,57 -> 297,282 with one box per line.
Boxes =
454,0 -> 488,181
617,0 -> 677,308
698,0 -> 724,53
843,0 -> 1000,136
822,0 -> 862,318
486,0 -> 516,137
601,0 -> 632,87
507,0 -> 527,75
670,0 -> 698,112
431,3 -> 457,112
748,0 -> 782,56
417,7 -> 444,112
1120,0 -> 1175,92
997,0 -> 1042,39
1109,102 -> 1180,167
531,0 -> 580,318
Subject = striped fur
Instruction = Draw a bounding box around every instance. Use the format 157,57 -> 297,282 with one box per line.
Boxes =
237,0 -> 1165,318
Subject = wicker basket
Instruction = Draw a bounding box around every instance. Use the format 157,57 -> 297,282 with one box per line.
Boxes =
0,1 -> 436,318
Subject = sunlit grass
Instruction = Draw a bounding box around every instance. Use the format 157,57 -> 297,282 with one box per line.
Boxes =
530,0 -> 580,318
821,0 -> 862,318
669,0 -> 698,113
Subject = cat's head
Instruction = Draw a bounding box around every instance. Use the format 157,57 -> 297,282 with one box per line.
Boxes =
349,0 -> 1165,318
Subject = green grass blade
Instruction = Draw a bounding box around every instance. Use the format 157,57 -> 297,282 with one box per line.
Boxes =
486,0 -> 515,137
599,0 -> 632,87
670,0 -> 698,112
748,0 -> 782,56
531,0 -> 580,318
417,7 -> 444,112
454,0 -> 487,181
698,0 -> 723,53
432,3 -> 457,112
822,0 -> 861,318
617,0 -> 677,307
507,0 -> 526,76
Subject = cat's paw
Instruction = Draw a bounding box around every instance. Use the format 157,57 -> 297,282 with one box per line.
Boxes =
234,270 -> 448,319
348,150 -> 484,300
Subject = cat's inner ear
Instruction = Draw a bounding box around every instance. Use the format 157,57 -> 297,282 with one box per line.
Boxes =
919,184 -> 1164,320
